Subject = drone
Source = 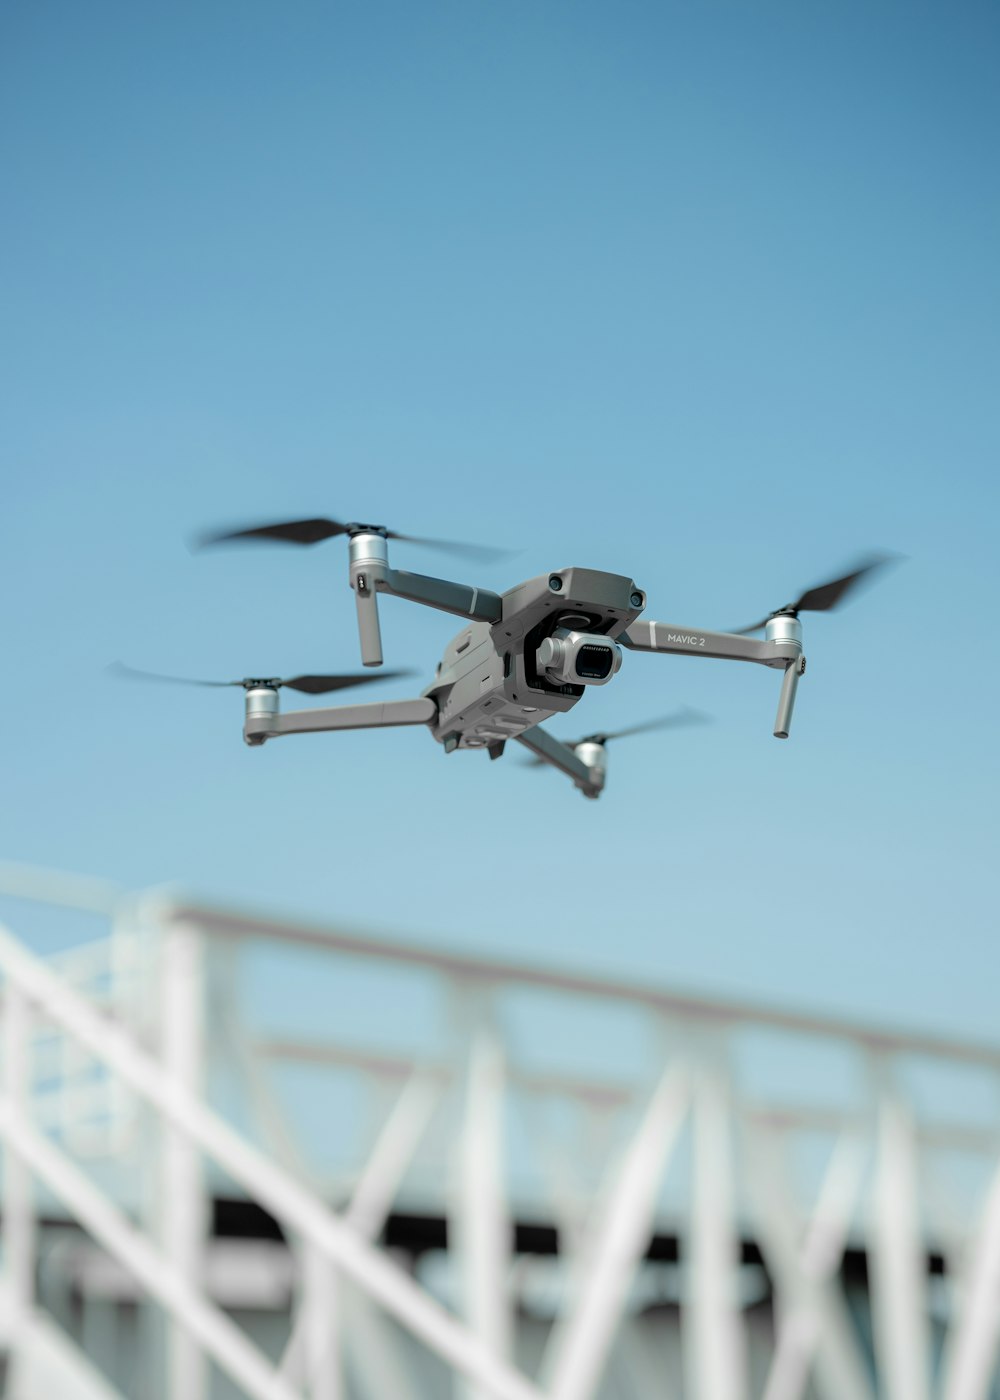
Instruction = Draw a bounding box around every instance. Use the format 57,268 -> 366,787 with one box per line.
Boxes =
119,516 -> 893,799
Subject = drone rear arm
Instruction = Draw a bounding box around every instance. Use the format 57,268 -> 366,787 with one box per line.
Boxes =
245,695 -> 437,745
515,726 -> 603,798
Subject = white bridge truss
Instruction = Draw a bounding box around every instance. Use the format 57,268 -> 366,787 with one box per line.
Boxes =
1,863 -> 999,1400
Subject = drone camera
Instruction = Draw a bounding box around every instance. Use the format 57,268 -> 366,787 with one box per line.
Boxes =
536,629 -> 622,687
577,644 -> 615,679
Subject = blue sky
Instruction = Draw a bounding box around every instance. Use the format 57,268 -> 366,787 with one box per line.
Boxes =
2,0 -> 998,1041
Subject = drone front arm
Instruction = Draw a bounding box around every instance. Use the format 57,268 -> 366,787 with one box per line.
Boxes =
515,726 -> 603,798
244,695 -> 437,745
620,621 -> 796,667
378,568 -> 503,624
622,619 -> 806,738
348,532 -> 503,666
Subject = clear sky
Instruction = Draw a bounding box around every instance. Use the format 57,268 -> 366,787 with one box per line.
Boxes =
2,0 -> 998,1042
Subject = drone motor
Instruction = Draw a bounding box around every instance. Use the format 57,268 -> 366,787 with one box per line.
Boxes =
244,685 -> 280,745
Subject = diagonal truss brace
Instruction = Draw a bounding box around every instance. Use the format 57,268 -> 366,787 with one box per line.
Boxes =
0,1099 -> 303,1400
540,1061 -> 690,1400
940,1148 -> 1000,1400
747,1128 -> 875,1400
279,1069 -> 443,1395
0,924 -> 546,1400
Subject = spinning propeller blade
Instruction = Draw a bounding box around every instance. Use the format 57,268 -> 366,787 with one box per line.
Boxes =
108,662 -> 415,694
197,515 -> 510,562
198,518 -> 350,547
108,662 -> 236,688
523,707 -> 710,765
731,553 -> 897,635
578,707 -> 712,746
279,672 -> 416,694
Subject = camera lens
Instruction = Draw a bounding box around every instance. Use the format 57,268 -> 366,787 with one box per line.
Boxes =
576,644 -> 614,680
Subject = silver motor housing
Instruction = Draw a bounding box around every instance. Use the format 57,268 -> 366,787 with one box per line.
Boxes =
536,629 -> 623,687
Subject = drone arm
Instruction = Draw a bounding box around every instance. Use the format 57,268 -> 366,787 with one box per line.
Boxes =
348,532 -> 503,667
620,621 -> 797,667
377,568 -> 503,624
245,696 -> 437,745
623,619 -> 807,739
515,726 -> 602,798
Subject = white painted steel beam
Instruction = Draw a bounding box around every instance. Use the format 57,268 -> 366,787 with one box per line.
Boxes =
0,862 -> 123,916
685,1053 -> 747,1400
11,883 -> 1000,1400
541,1061 -> 689,1400
302,1248 -> 340,1400
0,924 -> 545,1400
172,902 -> 1000,1072
0,1101 -> 302,1400
747,1129 -> 874,1400
518,1094 -> 610,1267
2,982 -> 35,1320
212,948 -> 339,1394
210,950 -> 315,1181
868,1086 -> 931,1400
279,1070 -> 442,1390
347,1071 -> 443,1240
161,921 -> 208,1400
452,1003 -> 512,1400
759,1132 -> 869,1400
940,1152 -> 1000,1400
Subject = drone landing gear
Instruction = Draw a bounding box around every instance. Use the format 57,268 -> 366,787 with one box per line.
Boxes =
774,655 -> 806,740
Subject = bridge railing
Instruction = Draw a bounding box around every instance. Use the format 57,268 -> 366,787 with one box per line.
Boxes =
2,865 -> 1000,1400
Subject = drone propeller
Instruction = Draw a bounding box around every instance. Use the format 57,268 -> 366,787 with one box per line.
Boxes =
523,707 -> 711,765
197,516 -> 510,563
578,707 -> 712,746
108,661 -> 415,695
730,553 -> 896,635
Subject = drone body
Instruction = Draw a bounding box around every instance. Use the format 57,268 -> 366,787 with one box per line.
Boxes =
424,566 -> 641,753
240,560 -> 651,797
121,517 -> 890,799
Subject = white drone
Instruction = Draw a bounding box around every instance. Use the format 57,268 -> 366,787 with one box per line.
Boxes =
118,516 -> 893,799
